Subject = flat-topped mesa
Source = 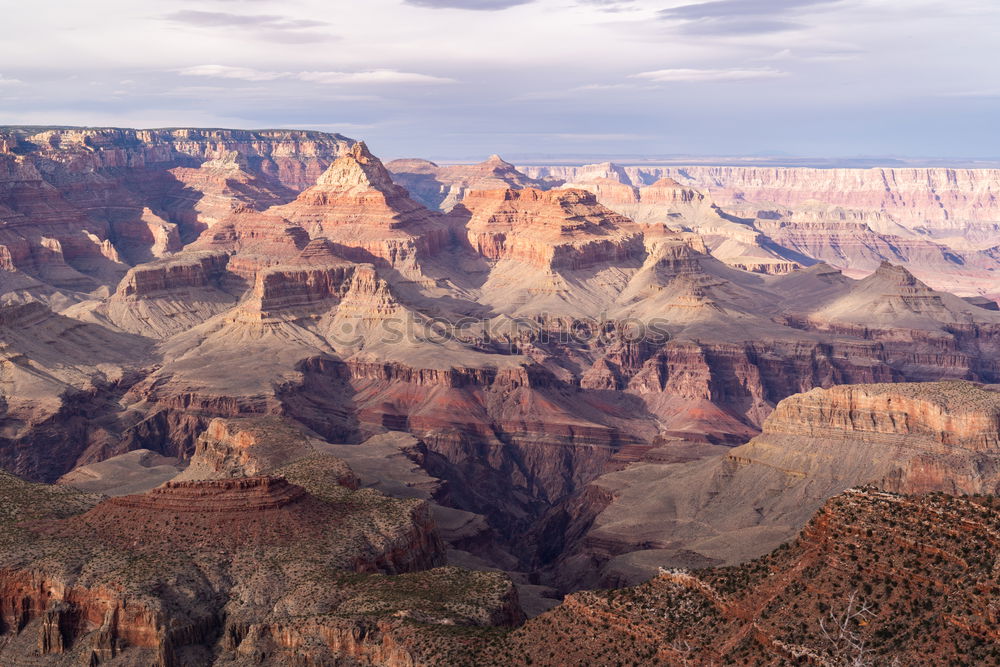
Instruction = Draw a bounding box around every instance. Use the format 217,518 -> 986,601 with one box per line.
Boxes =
560,177 -> 639,206
647,234 -> 713,274
38,476 -> 329,551
100,251 -> 238,338
758,381 -> 1000,451
179,416 -> 359,484
112,476 -> 308,512
457,187 -> 644,270
113,251 -> 229,299
556,161 -> 635,186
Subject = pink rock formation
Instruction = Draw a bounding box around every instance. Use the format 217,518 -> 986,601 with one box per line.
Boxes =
388,154 -> 553,211
455,187 -> 643,270
271,143 -> 449,275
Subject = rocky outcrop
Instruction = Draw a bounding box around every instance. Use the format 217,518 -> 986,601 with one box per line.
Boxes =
272,142 -> 450,276
455,188 -> 643,270
388,154 -> 552,211
546,380 -> 1000,590
178,416 -> 359,485
746,380 -> 1000,494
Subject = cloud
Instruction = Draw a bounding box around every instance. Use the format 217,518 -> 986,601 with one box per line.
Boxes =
297,70 -> 455,85
762,47 -> 863,62
179,65 -> 286,81
660,0 -> 840,20
658,0 -> 842,35
403,0 -> 534,9
163,10 -> 334,42
180,65 -> 455,86
630,67 -> 788,82
575,0 -> 637,11
0,75 -> 22,86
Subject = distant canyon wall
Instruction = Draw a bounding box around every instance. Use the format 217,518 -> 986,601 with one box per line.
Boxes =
521,164 -> 1000,228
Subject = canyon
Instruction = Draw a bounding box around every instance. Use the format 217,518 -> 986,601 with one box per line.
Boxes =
517,162 -> 1000,298
1,126 -> 999,663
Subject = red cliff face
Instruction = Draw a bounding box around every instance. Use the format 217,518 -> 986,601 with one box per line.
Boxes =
0,127 -> 351,295
456,187 -> 644,270
746,381 -> 1000,495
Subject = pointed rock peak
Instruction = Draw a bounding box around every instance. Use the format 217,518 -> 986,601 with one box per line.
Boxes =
484,154 -> 513,167
316,141 -> 397,192
648,177 -> 686,189
348,141 -> 376,162
868,261 -> 924,288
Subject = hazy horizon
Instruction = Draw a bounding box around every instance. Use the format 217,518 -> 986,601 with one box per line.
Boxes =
2,0 -> 998,160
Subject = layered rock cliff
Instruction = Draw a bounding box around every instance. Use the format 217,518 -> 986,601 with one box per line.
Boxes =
0,460 -> 522,665
523,163 -> 1000,228
0,126 -> 351,298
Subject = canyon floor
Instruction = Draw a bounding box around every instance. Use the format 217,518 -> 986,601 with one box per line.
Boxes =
1,126 -> 999,664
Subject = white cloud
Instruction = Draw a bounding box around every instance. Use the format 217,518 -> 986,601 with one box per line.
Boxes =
179,65 -> 287,81
296,70 -> 456,85
0,74 -> 22,86
178,65 -> 454,86
630,67 -> 788,82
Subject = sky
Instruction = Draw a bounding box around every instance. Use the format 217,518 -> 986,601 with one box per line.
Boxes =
1,0 -> 998,161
